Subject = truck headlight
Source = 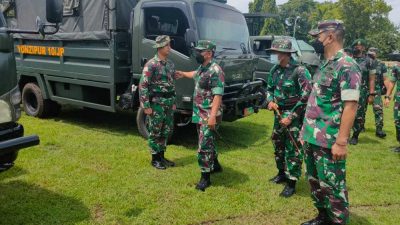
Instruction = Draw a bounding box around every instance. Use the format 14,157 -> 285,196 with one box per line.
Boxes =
0,100 -> 12,123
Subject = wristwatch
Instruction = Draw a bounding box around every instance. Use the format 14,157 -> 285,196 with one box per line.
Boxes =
385,95 -> 392,100
369,93 -> 377,96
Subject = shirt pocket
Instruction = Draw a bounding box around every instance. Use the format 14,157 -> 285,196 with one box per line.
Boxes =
317,71 -> 335,101
281,80 -> 296,97
199,74 -> 211,90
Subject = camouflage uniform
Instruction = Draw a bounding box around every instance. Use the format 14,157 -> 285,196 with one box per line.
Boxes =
371,60 -> 387,133
351,40 -> 376,137
389,65 -> 400,141
192,41 -> 225,173
300,46 -> 362,224
266,39 -> 312,182
139,36 -> 176,155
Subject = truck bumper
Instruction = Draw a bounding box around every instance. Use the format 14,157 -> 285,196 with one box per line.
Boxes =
222,80 -> 265,122
0,123 -> 39,171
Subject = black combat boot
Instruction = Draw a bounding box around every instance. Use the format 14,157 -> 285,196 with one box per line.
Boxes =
280,179 -> 296,198
195,172 -> 211,191
349,133 -> 359,145
301,208 -> 329,225
394,129 -> 400,153
151,153 -> 166,170
375,128 -> 386,138
160,151 -> 175,167
269,169 -> 287,184
211,158 -> 223,174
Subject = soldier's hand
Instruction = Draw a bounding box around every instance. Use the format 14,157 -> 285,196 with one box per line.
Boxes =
144,108 -> 153,115
368,95 -> 374,105
267,102 -> 279,111
280,118 -> 292,127
332,143 -> 348,161
208,116 -> 217,130
384,98 -> 390,108
172,104 -> 177,111
175,71 -> 184,79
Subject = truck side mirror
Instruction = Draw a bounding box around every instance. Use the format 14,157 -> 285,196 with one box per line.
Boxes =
184,29 -> 197,48
46,0 -> 63,24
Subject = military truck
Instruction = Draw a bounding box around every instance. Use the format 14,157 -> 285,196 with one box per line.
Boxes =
0,0 -> 62,172
250,35 -> 319,78
3,0 -> 265,138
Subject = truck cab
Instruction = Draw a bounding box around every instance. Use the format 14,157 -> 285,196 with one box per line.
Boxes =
0,12 -> 39,172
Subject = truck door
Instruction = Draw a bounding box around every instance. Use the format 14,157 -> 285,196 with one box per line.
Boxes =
134,1 -> 198,111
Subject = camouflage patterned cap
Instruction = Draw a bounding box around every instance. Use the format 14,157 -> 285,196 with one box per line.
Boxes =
351,39 -> 368,47
309,19 -> 344,36
195,40 -> 216,51
367,47 -> 379,55
153,35 -> 171,49
266,38 -> 297,53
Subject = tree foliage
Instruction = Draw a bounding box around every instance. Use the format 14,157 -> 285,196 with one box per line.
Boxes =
247,0 -> 400,59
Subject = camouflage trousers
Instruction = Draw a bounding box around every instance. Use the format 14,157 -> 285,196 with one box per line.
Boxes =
304,142 -> 349,225
197,123 -> 218,173
271,111 -> 303,181
147,101 -> 174,155
353,90 -> 368,135
363,91 -> 384,131
394,96 -> 400,135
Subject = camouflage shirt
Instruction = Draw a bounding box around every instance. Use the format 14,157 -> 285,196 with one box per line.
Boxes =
300,49 -> 362,149
192,60 -> 225,124
353,55 -> 376,93
375,60 -> 388,90
266,59 -> 312,120
139,54 -> 176,108
389,65 -> 400,96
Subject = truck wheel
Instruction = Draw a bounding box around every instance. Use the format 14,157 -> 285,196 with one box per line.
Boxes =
136,107 -> 150,139
22,83 -> 59,118
136,107 -> 174,142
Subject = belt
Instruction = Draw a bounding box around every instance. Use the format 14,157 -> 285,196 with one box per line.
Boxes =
151,92 -> 175,98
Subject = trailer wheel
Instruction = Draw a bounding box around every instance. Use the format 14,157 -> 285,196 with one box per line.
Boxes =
136,107 -> 174,142
22,83 -> 60,118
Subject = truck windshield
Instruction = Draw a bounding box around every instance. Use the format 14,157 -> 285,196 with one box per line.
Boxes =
194,3 -> 249,54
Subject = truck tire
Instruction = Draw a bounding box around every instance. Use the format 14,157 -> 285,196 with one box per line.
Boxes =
136,107 -> 174,142
22,82 -> 60,118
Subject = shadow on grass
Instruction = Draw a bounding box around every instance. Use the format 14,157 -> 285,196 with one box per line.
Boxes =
350,212 -> 373,225
124,207 -> 144,218
0,166 -> 27,181
171,120 -> 269,152
0,181 -> 90,225
46,107 -> 269,152
211,166 -> 250,188
51,107 -> 138,136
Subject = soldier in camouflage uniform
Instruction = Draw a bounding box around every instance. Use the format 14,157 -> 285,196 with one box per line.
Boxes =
265,39 -> 312,198
384,64 -> 400,153
367,47 -> 387,138
139,35 -> 176,170
349,39 -> 376,145
177,40 -> 225,191
301,20 -> 361,225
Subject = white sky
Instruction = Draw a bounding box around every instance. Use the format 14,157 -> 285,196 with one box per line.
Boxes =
227,0 -> 400,25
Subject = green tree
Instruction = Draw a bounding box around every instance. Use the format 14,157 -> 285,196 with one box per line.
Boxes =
248,0 -> 285,35
280,0 -> 317,40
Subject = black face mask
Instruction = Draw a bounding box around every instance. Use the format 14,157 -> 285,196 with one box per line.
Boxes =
195,51 -> 205,64
312,39 -> 325,55
353,49 -> 362,56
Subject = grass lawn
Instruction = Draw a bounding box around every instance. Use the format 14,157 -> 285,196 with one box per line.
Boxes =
0,104 -> 399,225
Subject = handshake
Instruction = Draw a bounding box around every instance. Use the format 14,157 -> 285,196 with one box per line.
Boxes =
175,70 -> 195,79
